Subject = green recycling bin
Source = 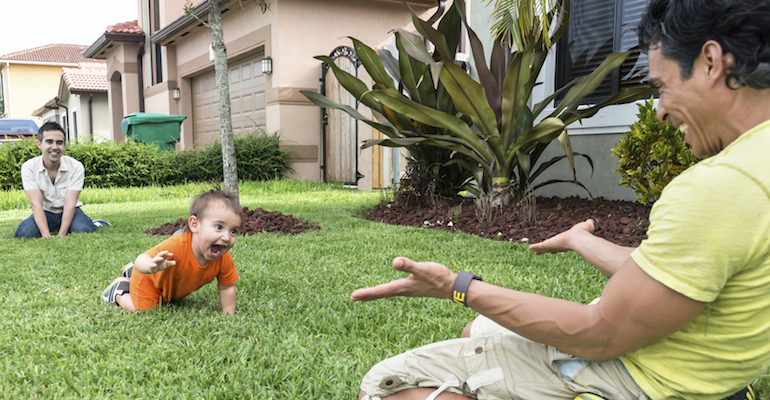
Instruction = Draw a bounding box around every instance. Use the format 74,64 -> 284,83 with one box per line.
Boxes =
121,113 -> 187,152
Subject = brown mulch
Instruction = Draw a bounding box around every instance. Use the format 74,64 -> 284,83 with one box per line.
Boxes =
144,207 -> 321,236
144,196 -> 649,247
361,196 -> 651,247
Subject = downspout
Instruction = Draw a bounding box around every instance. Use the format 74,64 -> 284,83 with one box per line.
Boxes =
54,98 -> 70,139
2,61 -> 10,117
88,93 -> 94,142
138,40 -> 145,112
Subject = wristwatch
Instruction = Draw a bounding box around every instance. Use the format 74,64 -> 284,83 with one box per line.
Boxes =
452,271 -> 482,307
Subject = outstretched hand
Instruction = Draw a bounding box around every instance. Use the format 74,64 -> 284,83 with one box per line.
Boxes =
146,250 -> 176,274
528,219 -> 596,255
350,257 -> 457,302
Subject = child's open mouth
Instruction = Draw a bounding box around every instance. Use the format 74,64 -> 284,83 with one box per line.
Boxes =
209,244 -> 226,258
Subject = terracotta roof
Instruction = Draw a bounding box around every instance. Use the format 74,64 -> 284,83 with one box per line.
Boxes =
0,44 -> 87,63
61,61 -> 108,93
106,20 -> 143,35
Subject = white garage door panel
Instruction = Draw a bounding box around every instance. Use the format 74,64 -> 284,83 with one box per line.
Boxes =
192,54 -> 266,147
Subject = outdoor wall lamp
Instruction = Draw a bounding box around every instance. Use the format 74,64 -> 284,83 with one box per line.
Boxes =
172,87 -> 181,100
261,56 -> 273,74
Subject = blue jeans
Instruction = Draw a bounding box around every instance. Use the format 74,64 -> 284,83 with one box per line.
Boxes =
15,208 -> 97,238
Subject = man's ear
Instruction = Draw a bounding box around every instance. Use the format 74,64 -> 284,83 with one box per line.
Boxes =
188,215 -> 199,233
701,40 -> 732,86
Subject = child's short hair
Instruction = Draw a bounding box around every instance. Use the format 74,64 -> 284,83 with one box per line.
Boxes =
184,190 -> 243,232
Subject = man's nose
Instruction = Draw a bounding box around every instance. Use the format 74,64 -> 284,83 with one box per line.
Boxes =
656,105 -> 668,123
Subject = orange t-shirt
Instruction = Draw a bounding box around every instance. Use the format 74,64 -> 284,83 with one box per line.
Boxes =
129,231 -> 239,310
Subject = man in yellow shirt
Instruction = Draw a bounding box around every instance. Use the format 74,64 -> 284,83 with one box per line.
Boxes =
351,0 -> 770,399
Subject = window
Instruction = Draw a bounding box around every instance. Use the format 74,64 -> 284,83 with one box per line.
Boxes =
556,0 -> 649,103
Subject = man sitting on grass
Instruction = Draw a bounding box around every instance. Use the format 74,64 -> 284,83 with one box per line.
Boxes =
351,0 -> 770,399
15,122 -> 109,238
101,190 -> 241,315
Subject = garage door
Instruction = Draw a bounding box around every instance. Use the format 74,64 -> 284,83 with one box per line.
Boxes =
192,54 -> 266,147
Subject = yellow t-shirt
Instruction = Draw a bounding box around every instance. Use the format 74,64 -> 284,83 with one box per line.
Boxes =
621,120 -> 770,399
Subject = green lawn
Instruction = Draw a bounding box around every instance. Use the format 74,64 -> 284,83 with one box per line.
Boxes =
0,181 -> 766,399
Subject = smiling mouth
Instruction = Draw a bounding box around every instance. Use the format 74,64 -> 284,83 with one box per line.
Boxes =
678,123 -> 688,134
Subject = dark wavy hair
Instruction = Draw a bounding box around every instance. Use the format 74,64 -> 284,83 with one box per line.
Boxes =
37,121 -> 66,141
637,0 -> 770,89
184,190 -> 243,232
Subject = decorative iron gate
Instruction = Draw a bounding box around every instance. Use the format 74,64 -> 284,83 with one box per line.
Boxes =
320,46 -> 363,185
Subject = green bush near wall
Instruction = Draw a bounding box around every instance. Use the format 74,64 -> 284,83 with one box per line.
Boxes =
0,131 -> 293,190
612,97 -> 701,205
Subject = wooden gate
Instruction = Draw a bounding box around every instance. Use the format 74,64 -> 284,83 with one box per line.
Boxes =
321,46 -> 363,184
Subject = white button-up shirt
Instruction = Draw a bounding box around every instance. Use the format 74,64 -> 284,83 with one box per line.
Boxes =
21,155 -> 84,213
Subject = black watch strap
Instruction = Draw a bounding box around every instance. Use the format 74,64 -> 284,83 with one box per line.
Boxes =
452,271 -> 482,307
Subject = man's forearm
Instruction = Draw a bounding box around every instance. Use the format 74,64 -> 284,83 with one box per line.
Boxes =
31,205 -> 51,237
569,232 -> 635,276
58,205 -> 76,236
465,281 -> 612,360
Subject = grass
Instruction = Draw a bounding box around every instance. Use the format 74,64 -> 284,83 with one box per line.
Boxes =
0,180 -> 766,399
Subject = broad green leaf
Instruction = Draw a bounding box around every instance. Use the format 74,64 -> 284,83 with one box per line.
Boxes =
361,137 -> 426,149
436,0 -> 462,60
403,1 -> 453,62
349,37 -> 394,89
440,63 -> 499,138
500,52 -> 525,147
560,85 -> 658,126
552,52 -> 630,117
364,88 -> 493,161
394,32 -> 422,104
393,29 -> 435,65
508,117 -> 565,162
454,0 -> 503,126
394,29 -> 443,89
315,55 -> 370,103
556,128 -> 575,173
301,91 -> 400,139
377,49 -> 400,83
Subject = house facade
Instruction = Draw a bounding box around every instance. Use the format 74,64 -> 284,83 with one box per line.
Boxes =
0,45 -> 87,126
32,61 -> 111,143
85,0 -> 440,190
470,0 -> 651,201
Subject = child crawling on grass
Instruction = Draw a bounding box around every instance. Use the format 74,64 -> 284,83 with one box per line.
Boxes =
101,190 -> 242,314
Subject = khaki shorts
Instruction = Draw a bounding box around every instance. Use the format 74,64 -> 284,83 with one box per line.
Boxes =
360,316 -> 649,400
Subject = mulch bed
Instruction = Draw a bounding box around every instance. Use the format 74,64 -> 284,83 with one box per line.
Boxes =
144,207 -> 321,236
361,196 -> 651,247
145,196 -> 649,248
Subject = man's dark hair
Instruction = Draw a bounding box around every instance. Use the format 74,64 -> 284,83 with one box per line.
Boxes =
37,121 -> 66,141
184,190 -> 243,232
637,0 -> 770,89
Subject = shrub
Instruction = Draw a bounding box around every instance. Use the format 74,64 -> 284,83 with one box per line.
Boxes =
0,131 -> 293,190
66,141 -> 172,188
612,97 -> 701,205
170,131 -> 293,185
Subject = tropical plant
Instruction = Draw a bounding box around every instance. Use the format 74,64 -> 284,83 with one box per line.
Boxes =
302,6 -> 472,200
303,0 -> 655,208
612,96 -> 701,205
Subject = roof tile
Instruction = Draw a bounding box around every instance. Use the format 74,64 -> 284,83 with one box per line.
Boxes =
62,61 -> 108,93
106,20 -> 144,35
0,44 -> 88,63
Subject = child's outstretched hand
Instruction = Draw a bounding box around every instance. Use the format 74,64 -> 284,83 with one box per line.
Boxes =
146,250 -> 176,274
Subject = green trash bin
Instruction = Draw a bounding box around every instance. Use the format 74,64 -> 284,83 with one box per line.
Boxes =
121,113 -> 187,152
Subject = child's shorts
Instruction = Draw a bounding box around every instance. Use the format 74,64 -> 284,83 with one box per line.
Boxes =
129,272 -> 166,310
360,315 -> 649,400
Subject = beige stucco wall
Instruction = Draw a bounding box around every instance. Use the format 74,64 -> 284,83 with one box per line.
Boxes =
2,63 -> 72,124
60,90 -> 110,143
105,42 -> 142,142
139,0 -> 439,187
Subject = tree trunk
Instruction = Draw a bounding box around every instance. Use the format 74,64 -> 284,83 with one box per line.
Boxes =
209,0 -> 239,199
